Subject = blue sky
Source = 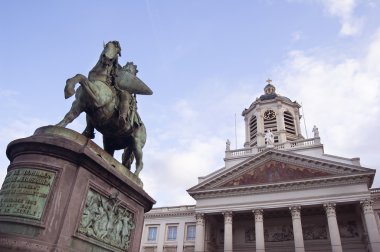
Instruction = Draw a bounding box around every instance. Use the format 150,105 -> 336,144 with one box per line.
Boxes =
1,1 -> 380,207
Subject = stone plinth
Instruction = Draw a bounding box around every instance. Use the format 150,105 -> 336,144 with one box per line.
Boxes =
0,126 -> 155,252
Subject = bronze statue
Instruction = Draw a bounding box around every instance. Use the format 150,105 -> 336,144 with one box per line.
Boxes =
57,41 -> 152,176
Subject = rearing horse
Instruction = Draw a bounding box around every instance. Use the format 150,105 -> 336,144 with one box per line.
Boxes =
56,41 -> 146,176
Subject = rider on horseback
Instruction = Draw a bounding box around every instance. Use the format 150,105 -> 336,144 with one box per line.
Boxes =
83,42 -> 139,139
57,41 -> 152,175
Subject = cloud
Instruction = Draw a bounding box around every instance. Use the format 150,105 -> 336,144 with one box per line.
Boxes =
138,77 -> 261,206
142,136 -> 225,206
318,0 -> 363,36
274,28 -> 380,185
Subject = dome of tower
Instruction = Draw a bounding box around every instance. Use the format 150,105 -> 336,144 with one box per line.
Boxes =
259,81 -> 291,102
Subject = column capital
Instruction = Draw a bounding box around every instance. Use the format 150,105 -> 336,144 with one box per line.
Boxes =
223,211 -> 233,224
289,205 -> 301,218
360,199 -> 374,214
195,213 -> 205,225
253,209 -> 263,222
323,202 -> 337,217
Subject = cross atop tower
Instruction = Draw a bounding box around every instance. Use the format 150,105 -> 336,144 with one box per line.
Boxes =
266,78 -> 272,84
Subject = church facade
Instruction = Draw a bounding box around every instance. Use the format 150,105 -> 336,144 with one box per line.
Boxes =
140,82 -> 380,252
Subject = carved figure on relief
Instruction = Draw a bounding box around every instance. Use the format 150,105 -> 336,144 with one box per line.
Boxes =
78,189 -> 135,250
56,41 -> 153,177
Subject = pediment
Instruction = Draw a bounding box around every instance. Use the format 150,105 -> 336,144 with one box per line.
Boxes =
220,160 -> 331,188
188,149 -> 375,194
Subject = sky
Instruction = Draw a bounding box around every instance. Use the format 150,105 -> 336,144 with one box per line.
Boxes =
0,0 -> 380,207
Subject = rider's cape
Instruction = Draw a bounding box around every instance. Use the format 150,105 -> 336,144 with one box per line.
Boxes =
116,69 -> 153,95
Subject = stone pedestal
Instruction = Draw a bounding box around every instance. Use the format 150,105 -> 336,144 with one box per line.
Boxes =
0,126 -> 155,252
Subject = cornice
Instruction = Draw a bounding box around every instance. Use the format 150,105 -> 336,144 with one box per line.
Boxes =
243,97 -> 300,116
189,149 -> 375,192
189,174 -> 372,200
145,206 -> 196,219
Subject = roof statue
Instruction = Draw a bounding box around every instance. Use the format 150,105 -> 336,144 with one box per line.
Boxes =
312,125 -> 320,138
226,139 -> 231,151
264,129 -> 274,147
56,41 -> 153,176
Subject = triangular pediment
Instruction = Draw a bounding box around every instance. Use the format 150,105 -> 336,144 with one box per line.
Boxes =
188,149 -> 375,196
220,160 -> 331,188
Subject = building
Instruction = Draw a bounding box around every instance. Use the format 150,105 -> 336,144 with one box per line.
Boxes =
140,81 -> 380,252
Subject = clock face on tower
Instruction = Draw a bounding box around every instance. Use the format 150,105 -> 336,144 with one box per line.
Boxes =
264,110 -> 276,120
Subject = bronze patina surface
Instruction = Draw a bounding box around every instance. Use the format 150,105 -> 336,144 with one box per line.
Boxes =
0,168 -> 55,219
57,41 -> 152,177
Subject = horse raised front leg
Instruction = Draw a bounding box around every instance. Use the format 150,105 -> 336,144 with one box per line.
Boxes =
64,74 -> 87,99
56,100 -> 83,127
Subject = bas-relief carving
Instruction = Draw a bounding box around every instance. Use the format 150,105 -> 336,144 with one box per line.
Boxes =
78,189 -> 135,250
222,161 -> 330,187
245,228 -> 255,242
265,225 -> 294,242
338,221 -> 359,238
303,224 -> 328,240
244,224 -> 327,243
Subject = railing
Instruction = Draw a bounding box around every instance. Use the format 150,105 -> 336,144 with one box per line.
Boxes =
226,137 -> 321,158
371,188 -> 380,194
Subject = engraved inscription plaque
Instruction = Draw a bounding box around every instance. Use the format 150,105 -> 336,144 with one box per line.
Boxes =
0,168 -> 55,220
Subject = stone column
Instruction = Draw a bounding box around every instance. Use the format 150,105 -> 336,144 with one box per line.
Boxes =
254,209 -> 265,252
194,213 -> 205,252
289,206 -> 305,252
294,110 -> 302,137
223,211 -> 233,252
361,199 -> 380,252
276,105 -> 287,143
323,203 -> 343,252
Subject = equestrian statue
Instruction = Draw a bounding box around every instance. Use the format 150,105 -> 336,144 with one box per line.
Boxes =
57,41 -> 152,176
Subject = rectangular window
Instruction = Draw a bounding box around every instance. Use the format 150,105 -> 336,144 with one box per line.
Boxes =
148,226 -> 158,241
186,224 -> 196,240
167,226 -> 177,241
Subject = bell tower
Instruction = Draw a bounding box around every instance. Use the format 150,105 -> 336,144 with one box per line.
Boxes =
242,79 -> 304,147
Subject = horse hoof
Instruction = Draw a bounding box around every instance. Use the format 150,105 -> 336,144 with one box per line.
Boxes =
82,130 -> 95,139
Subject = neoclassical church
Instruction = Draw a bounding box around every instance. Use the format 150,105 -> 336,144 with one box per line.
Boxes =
140,81 -> 380,252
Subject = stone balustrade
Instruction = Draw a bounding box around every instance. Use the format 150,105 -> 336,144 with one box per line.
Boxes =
226,137 -> 321,158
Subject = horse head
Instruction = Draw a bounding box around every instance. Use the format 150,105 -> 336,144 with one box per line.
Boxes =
101,41 -> 121,66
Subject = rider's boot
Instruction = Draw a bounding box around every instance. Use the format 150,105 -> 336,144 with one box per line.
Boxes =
118,91 -> 132,133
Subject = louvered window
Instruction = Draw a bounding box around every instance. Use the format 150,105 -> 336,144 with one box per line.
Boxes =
249,116 -> 257,142
284,111 -> 296,135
